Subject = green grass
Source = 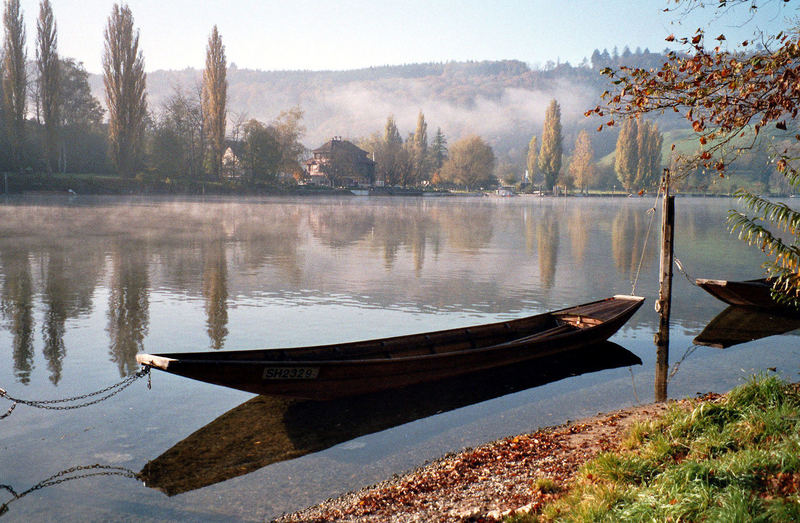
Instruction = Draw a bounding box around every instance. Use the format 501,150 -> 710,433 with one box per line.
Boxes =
508,375 -> 800,522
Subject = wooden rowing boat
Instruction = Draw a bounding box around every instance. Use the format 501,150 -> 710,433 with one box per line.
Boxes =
140,341 -> 642,495
696,278 -> 796,311
136,295 -> 644,400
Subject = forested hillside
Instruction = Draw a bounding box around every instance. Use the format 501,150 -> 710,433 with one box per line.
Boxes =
88,50 -> 683,165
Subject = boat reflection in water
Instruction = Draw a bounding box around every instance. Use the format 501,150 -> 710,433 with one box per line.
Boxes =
693,306 -> 800,349
140,341 -> 641,496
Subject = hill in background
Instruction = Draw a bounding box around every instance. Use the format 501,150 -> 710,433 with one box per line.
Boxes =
89,52 -> 687,168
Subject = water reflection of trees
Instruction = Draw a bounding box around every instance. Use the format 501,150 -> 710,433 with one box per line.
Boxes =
538,214 -> 559,289
107,241 -> 150,377
370,207 -> 421,269
240,208 -> 304,286
441,204 -> 493,254
40,244 -> 105,384
612,206 -> 656,280
42,251 -> 68,384
0,248 -> 35,383
308,206 -> 375,248
568,207 -> 589,264
359,205 -> 441,271
203,240 -> 228,350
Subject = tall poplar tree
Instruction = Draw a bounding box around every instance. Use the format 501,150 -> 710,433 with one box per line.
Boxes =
538,99 -> 563,191
379,115 -> 410,186
635,119 -> 663,190
614,118 -> 638,192
36,0 -> 59,174
103,3 -> 147,177
3,0 -> 26,172
615,118 -> 662,192
411,111 -> 428,184
526,135 -> 538,184
568,130 -> 595,194
202,25 -> 227,180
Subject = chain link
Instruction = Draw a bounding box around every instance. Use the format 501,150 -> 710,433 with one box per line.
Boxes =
674,257 -> 699,286
0,367 -> 150,416
0,402 -> 15,420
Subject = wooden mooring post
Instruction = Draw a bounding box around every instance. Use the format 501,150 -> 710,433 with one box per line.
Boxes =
654,169 -> 674,402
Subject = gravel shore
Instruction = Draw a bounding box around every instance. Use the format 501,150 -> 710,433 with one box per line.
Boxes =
275,401 -> 677,522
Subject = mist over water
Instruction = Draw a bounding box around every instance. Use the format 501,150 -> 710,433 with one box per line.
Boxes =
0,195 -> 795,520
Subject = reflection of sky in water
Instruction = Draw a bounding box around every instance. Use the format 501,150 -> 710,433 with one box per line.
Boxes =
0,195 -> 796,521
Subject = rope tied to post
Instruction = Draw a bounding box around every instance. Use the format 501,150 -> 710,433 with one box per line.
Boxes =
0,366 -> 150,420
630,182 -> 664,296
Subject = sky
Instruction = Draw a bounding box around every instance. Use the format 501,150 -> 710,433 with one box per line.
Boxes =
14,0 -> 798,74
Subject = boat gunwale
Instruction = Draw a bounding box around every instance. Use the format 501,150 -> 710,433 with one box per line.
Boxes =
696,278 -> 769,287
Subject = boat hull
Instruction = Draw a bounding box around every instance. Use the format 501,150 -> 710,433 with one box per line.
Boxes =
137,295 -> 644,400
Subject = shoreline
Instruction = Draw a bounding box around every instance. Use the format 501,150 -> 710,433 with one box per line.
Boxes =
0,173 -> 778,199
275,399 -> 687,522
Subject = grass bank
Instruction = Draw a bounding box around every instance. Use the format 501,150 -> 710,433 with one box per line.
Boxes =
511,374 -> 800,522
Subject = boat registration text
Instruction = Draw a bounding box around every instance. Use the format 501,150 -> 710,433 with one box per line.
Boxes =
262,367 -> 320,380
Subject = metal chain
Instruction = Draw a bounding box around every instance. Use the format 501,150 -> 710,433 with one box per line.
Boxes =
0,403 -> 15,420
1,464 -> 140,517
668,344 -> 700,383
0,367 -> 150,416
674,257 -> 699,286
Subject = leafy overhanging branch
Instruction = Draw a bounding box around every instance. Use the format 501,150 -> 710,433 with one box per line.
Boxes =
586,1 -> 800,305
586,26 -> 800,174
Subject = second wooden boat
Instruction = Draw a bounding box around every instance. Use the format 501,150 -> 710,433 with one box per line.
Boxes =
696,278 -> 796,311
136,295 -> 644,400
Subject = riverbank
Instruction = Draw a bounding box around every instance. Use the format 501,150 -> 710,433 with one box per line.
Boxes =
277,375 -> 799,522
276,401 -> 674,522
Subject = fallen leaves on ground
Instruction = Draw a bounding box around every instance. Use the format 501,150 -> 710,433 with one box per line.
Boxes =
277,404 -> 673,522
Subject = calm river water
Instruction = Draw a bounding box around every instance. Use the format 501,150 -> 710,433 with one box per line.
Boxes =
0,194 -> 797,521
